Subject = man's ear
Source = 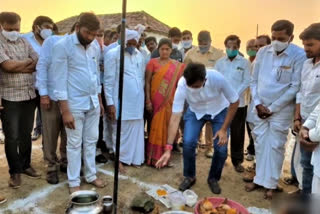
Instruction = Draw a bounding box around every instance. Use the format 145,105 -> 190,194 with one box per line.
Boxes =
289,35 -> 294,43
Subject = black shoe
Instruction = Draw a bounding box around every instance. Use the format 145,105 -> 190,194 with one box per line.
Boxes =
96,154 -> 108,163
47,171 -> 59,184
60,165 -> 67,173
208,179 -> 221,194
179,177 -> 196,191
234,163 -> 245,173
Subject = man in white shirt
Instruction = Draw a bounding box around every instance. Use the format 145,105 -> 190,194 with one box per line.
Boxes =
36,34 -> 67,184
104,29 -> 146,173
23,16 -> 54,141
52,12 -> 105,194
300,100 -> 320,194
156,63 -> 239,194
295,23 -> 320,194
215,35 -> 250,173
246,20 -> 306,199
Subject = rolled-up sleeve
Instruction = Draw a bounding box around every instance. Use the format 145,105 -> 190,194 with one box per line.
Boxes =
172,78 -> 186,113
52,42 -> 68,100
36,39 -> 52,96
104,49 -> 117,106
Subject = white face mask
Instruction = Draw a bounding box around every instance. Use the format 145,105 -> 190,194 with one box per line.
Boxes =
172,43 -> 180,49
40,29 -> 52,40
182,40 -> 192,49
271,38 -> 291,52
2,30 -> 20,42
187,85 -> 202,93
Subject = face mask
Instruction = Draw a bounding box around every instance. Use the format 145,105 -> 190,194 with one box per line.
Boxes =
77,31 -> 92,46
247,50 -> 257,57
187,85 -> 203,93
199,45 -> 210,54
40,29 -> 52,40
271,38 -> 290,52
182,40 -> 192,49
117,39 -> 121,45
2,30 -> 20,42
226,49 -> 239,58
172,43 -> 179,49
125,46 -> 135,55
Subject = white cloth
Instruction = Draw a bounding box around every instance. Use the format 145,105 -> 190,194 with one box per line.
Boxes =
172,69 -> 239,120
215,55 -> 251,107
112,119 -> 145,165
125,29 -> 139,43
312,174 -> 320,194
65,106 -> 100,187
303,101 -> 320,177
52,33 -> 101,112
36,35 -> 65,99
246,61 -> 256,123
22,32 -> 41,55
104,41 -> 119,55
251,43 -> 306,189
251,44 -> 306,113
296,58 -> 320,120
253,106 -> 293,189
104,45 -> 145,120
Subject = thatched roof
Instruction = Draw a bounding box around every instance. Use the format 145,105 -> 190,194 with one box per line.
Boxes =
56,11 -> 170,36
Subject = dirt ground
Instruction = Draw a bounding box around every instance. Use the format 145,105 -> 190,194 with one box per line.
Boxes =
0,132 -> 298,214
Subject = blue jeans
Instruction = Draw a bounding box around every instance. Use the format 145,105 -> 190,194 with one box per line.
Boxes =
300,145 -> 313,194
183,108 -> 228,181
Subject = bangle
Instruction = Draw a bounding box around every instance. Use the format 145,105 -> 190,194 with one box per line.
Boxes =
294,118 -> 301,122
165,144 -> 173,151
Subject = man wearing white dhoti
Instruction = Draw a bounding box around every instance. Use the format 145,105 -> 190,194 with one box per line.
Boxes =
104,29 -> 146,172
246,20 -> 306,199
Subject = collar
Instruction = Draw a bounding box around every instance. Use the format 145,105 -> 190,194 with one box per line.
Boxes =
307,58 -> 320,67
224,54 -> 241,61
71,32 -> 93,49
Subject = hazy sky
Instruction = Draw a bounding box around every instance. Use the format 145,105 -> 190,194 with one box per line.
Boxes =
2,0 -> 320,52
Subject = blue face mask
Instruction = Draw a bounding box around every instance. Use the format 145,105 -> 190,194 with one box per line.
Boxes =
117,39 -> 121,45
199,45 -> 210,54
226,49 -> 239,58
125,46 -> 135,55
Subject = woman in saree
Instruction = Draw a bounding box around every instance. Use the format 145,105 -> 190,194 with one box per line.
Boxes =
145,38 -> 185,167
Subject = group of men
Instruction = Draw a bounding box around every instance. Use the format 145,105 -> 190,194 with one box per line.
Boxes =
0,10 -> 320,205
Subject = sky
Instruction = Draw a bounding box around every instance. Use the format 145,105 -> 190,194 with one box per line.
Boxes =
1,0 -> 320,52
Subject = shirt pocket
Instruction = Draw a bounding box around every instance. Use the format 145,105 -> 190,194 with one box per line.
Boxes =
277,66 -> 293,84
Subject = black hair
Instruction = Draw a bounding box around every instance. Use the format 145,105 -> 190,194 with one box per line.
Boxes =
145,36 -> 157,45
104,29 -> 111,38
53,23 -> 59,34
183,63 -> 206,86
78,12 -> 100,31
256,34 -> 271,44
182,30 -> 192,37
198,30 -> 211,42
299,23 -> 320,41
32,16 -> 54,31
0,12 -> 21,25
158,38 -> 172,49
70,22 -> 77,33
168,27 -> 181,38
109,31 -> 118,39
224,35 -> 241,47
271,20 -> 294,36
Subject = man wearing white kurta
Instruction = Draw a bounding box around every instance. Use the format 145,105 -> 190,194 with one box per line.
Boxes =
104,29 -> 145,169
301,101 -> 320,194
52,13 -> 105,194
297,23 -> 320,194
247,20 -> 306,199
215,35 -> 251,173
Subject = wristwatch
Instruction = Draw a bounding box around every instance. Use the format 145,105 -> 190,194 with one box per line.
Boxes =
165,144 -> 173,151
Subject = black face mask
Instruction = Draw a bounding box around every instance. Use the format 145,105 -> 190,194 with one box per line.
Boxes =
77,31 -> 92,47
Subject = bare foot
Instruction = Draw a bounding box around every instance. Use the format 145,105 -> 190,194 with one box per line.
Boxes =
69,186 -> 80,194
119,162 -> 126,174
245,183 -> 262,192
264,189 -> 273,200
89,178 -> 106,188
